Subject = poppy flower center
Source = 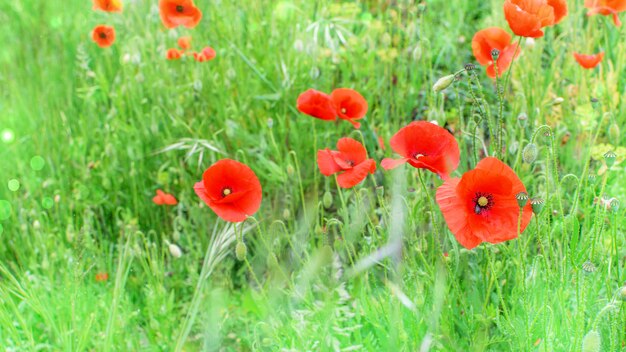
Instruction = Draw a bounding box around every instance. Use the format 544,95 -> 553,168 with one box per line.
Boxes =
412,153 -> 425,159
473,193 -> 494,214
341,108 -> 347,114
222,188 -> 232,197
176,5 -> 184,12
99,32 -> 107,39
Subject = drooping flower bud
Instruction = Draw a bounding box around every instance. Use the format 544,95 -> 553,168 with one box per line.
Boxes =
522,143 -> 538,163
235,241 -> 247,261
433,74 -> 455,92
323,191 -> 333,209
168,243 -> 183,258
581,330 -> 601,352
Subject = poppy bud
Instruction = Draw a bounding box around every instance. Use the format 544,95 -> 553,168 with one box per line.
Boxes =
610,198 -> 620,213
490,49 -> 500,60
433,74 -> 455,92
323,191 -> 333,209
412,46 -> 422,61
515,192 -> 529,207
522,143 -> 538,163
235,241 -> 247,261
267,118 -> 274,129
552,97 -> 564,105
608,122 -> 619,142
168,243 -> 182,258
464,63 -> 475,71
530,198 -> 544,215
282,208 -> 291,220
309,66 -> 320,79
619,286 -> 626,301
603,150 -> 616,168
590,97 -> 600,109
581,330 -> 601,352
193,80 -> 203,92
286,164 -> 295,176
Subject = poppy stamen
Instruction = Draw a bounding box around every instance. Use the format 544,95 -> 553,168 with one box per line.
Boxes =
99,32 -> 107,39
340,108 -> 347,114
176,5 -> 184,12
473,192 -> 494,214
413,153 -> 426,159
222,188 -> 232,197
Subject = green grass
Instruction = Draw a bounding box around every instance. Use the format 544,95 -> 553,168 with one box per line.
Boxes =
0,0 -> 625,350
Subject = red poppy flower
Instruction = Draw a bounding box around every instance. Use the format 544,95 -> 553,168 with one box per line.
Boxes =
585,0 -> 626,26
178,36 -> 192,50
435,157 -> 533,249
166,48 -> 183,60
95,272 -> 109,282
193,46 -> 216,62
92,25 -> 115,48
472,27 -> 521,78
159,0 -> 202,29
573,52 -> 604,69
194,159 -> 262,222
93,0 -> 122,12
317,137 -> 376,188
153,189 -> 178,205
330,88 -> 368,129
297,89 -> 337,121
381,121 -> 460,179
504,0 -> 567,38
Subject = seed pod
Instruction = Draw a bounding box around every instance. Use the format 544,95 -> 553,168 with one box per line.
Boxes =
581,330 -> 601,352
608,122 -> 619,142
168,243 -> 182,258
433,74 -> 455,92
603,150 -> 616,168
323,191 -> 333,209
522,143 -> 538,163
491,49 -> 500,60
516,192 -> 529,207
235,241 -> 247,261
582,260 -> 596,273
464,63 -> 475,71
530,198 -> 544,215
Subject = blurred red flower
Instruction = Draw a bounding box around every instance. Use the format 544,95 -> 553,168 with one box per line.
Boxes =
436,157 -> 533,249
194,159 -> 262,222
159,0 -> 202,29
166,48 -> 183,60
317,137 -> 376,188
93,0 -> 122,12
153,189 -> 178,205
92,25 -> 116,48
573,52 -> 604,69
585,0 -> 626,26
95,272 -> 109,282
178,36 -> 192,50
193,47 -> 216,62
297,89 -> 337,121
472,27 -> 521,78
504,0 -> 567,38
381,121 -> 460,179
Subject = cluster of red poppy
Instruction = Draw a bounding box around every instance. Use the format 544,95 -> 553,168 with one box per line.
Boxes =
91,0 -> 216,62
470,0 -> 623,76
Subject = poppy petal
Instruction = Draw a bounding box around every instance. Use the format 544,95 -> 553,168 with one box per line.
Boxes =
336,159 -> 375,188
297,89 -> 337,121
436,177 -> 483,249
381,157 -> 409,170
336,137 -> 368,165
317,149 -> 343,176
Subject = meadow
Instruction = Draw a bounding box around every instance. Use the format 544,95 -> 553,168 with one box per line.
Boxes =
0,0 -> 625,350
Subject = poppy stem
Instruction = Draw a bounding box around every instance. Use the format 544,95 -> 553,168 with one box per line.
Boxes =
416,170 -> 441,255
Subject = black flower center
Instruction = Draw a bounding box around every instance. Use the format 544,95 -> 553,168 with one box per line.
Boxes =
99,32 -> 107,39
176,5 -> 184,12
473,192 -> 494,214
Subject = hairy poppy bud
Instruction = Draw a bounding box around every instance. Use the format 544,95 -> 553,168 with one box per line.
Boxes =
168,243 -> 182,258
517,112 -> 528,126
608,123 -> 619,142
286,164 -> 295,176
581,330 -> 601,352
433,74 -> 455,92
235,241 -> 247,261
522,143 -> 538,163
323,191 -> 333,209
530,198 -> 544,215
282,208 -> 291,220
516,192 -> 529,207
619,286 -> 626,301
603,150 -> 616,168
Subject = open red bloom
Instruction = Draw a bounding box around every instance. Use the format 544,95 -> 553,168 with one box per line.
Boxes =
178,36 -> 192,50
93,0 -> 122,12
381,121 -> 460,179
194,159 -> 262,222
436,157 -> 533,249
297,89 -> 337,121
573,52 -> 604,69
159,0 -> 202,29
504,0 -> 567,38
330,88 -> 368,129
193,47 -> 216,62
153,189 -> 178,205
92,25 -> 115,48
472,27 -> 521,78
317,137 -> 376,188
95,272 -> 109,282
166,48 -> 183,60
585,0 -> 626,26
